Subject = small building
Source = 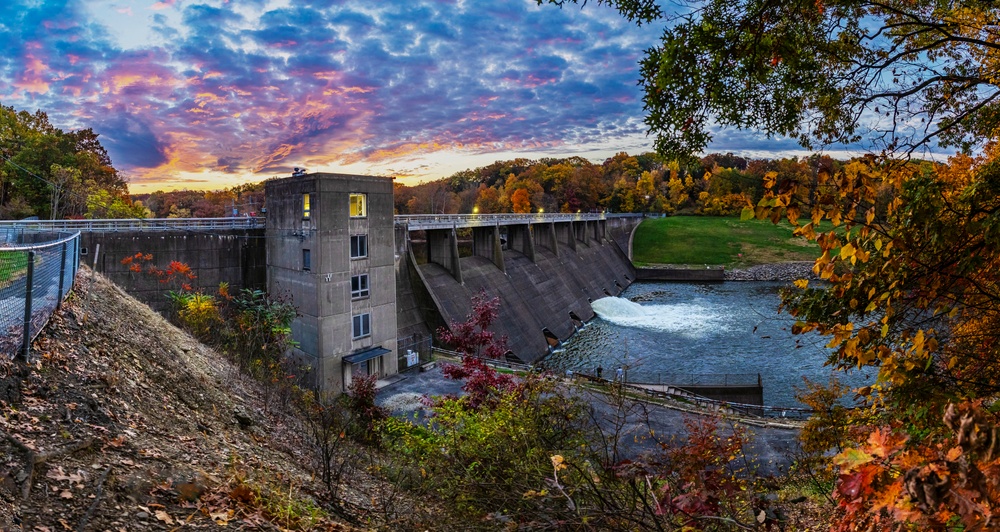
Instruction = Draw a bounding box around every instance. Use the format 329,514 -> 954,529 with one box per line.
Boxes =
265,172 -> 397,394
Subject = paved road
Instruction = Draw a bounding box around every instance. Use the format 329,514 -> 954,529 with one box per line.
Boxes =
377,365 -> 801,475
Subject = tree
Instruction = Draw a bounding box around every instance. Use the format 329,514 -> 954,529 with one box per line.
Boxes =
436,290 -> 517,408
510,187 -> 531,213
48,164 -> 80,220
1,104 -> 129,219
473,184 -> 503,213
545,0 -> 1000,160
742,143 -> 1000,527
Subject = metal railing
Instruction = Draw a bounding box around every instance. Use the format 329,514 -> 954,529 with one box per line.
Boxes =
396,212 -> 644,230
0,213 -> 645,233
627,383 -> 813,420
638,373 -> 762,387
0,231 -> 81,359
0,217 -> 266,233
432,348 -> 537,373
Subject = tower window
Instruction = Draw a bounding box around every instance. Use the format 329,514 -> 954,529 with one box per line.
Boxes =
350,234 -> 368,259
351,274 -> 369,299
350,193 -> 367,217
352,313 -> 371,339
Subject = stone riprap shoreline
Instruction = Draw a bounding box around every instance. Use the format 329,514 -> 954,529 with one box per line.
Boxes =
724,261 -> 816,281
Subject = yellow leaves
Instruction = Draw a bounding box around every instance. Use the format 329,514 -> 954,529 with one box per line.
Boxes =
763,171 -> 777,190
812,207 -> 824,226
840,242 -> 856,260
793,279 -> 809,289
786,204 -> 801,225
550,454 -> 567,472
866,428 -> 905,459
833,447 -> 873,471
793,222 -> 817,240
820,262 -> 836,280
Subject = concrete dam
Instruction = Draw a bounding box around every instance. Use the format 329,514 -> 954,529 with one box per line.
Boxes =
396,214 -> 642,363
8,210 -> 643,378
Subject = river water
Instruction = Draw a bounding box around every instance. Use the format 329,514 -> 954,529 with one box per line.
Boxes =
540,281 -> 874,407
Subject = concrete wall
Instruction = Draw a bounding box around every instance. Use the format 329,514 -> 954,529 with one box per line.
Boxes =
80,229 -> 266,312
412,217 -> 641,363
635,267 -> 725,282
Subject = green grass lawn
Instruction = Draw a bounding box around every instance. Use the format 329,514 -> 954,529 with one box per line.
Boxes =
0,251 -> 30,286
631,216 -> 821,267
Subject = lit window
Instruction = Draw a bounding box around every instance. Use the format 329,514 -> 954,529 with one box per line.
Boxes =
302,249 -> 311,271
351,274 -> 369,299
302,193 -> 311,219
350,193 -> 366,217
350,234 -> 368,259
352,313 -> 371,339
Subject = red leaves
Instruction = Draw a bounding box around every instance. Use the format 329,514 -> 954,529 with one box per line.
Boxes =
829,403 -> 1000,530
120,252 -> 197,290
437,290 -> 518,408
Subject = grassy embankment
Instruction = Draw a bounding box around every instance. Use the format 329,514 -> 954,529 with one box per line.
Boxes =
0,251 -> 30,287
631,216 -> 822,268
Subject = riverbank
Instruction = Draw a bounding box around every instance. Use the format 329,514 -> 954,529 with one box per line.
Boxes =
724,261 -> 815,281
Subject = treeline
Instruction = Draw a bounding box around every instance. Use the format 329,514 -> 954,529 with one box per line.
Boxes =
0,103 -> 267,221
393,151 -> 844,216
131,184 -> 264,219
0,104 -> 144,220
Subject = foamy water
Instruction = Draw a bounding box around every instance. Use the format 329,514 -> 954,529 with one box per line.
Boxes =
591,297 -> 728,338
543,282 -> 874,407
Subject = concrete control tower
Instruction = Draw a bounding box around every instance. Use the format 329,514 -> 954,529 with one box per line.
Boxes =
265,172 -> 397,394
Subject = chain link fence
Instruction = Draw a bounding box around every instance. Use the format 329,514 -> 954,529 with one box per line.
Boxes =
397,333 -> 433,371
0,229 -> 81,359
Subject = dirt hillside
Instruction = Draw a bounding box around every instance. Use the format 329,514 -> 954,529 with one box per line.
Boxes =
0,269 -> 408,530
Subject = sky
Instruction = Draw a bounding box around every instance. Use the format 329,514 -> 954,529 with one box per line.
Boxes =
0,0 -> 813,193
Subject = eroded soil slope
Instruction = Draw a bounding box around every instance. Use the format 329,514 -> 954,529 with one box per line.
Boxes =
0,270 -> 377,530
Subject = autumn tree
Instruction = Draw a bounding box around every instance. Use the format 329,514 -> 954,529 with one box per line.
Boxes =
436,290 -> 517,408
1,104 -> 129,219
545,0 -> 1000,161
510,187 -> 532,213
738,144 -> 1000,527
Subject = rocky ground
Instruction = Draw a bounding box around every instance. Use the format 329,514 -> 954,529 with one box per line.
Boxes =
725,261 -> 817,281
0,269 -> 439,531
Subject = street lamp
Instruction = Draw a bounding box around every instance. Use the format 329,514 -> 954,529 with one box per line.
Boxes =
472,205 -> 479,214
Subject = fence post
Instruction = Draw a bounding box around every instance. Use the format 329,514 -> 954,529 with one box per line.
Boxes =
57,241 -> 67,309
20,250 -> 36,361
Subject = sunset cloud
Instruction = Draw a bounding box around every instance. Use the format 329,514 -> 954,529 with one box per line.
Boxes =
1,0 -> 685,191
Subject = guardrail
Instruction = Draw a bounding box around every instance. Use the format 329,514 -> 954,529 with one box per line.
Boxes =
396,213 -> 607,230
396,212 -> 644,230
0,231 -> 81,359
639,373 -> 762,387
432,348 -> 537,373
0,213 -> 648,233
0,217 -> 266,232
627,383 -> 813,420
